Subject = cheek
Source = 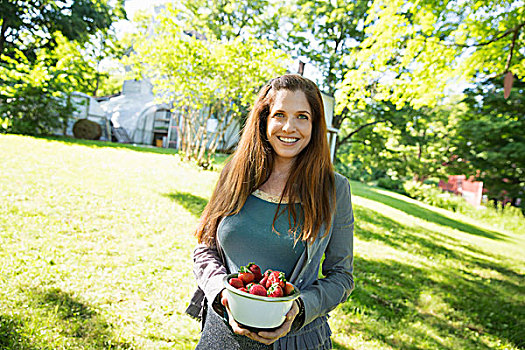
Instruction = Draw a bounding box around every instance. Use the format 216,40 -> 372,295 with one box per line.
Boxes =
303,123 -> 313,142
266,119 -> 278,137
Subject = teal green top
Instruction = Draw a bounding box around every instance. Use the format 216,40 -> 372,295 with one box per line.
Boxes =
217,191 -> 306,277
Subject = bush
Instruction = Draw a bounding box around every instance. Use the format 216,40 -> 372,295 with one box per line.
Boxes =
377,177 -> 405,193
403,180 -> 525,234
1,52 -> 75,136
403,181 -> 468,212
335,160 -> 373,182
0,85 -> 73,135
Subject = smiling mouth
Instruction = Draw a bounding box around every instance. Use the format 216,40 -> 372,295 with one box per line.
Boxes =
277,136 -> 299,143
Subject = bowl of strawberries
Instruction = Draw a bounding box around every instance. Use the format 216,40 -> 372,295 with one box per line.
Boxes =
223,262 -> 300,330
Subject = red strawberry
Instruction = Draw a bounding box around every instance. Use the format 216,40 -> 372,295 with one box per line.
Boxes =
229,277 -> 244,289
238,266 -> 255,284
247,262 -> 262,282
239,287 -> 248,293
268,271 -> 286,288
260,275 -> 268,288
267,284 -> 284,297
249,284 -> 267,296
284,282 -> 295,296
262,269 -> 273,288
245,283 -> 255,291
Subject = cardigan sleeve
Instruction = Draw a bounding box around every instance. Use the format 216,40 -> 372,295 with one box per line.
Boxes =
192,243 -> 228,305
300,175 -> 355,326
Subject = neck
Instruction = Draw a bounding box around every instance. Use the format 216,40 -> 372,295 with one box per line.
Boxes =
258,157 -> 295,196
272,157 -> 294,178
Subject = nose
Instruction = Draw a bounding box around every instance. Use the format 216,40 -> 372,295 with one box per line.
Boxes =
282,117 -> 296,133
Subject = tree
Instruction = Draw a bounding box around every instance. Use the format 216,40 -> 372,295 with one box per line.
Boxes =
284,0 -> 369,94
128,4 -> 289,168
0,0 -> 125,61
268,0 -> 374,159
335,100 -> 456,183
0,49 -> 74,135
181,0 -> 271,41
338,0 -> 525,110
0,1 -> 126,135
447,77 -> 525,206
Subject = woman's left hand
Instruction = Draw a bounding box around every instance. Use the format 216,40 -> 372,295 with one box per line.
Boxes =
245,300 -> 299,345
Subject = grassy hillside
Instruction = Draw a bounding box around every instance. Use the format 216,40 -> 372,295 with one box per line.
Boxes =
1,134 -> 523,350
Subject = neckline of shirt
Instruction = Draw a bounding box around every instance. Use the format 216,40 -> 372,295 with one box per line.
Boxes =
252,189 -> 301,204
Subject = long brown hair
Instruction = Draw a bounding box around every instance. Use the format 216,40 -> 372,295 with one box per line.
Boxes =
195,74 -> 335,246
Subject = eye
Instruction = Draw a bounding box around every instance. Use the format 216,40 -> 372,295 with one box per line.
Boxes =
273,112 -> 285,118
298,114 -> 309,120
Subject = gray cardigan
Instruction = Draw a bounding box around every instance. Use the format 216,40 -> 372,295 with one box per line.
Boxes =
186,172 -> 355,349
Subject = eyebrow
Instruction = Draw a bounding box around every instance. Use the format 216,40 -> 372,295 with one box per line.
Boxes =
273,109 -> 312,115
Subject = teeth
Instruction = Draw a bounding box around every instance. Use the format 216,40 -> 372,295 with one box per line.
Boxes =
278,137 -> 298,143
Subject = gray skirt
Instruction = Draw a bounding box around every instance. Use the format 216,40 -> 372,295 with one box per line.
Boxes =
196,304 -> 272,350
196,302 -> 332,349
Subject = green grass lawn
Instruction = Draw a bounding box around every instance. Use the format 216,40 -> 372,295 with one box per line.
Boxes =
1,134 -> 523,350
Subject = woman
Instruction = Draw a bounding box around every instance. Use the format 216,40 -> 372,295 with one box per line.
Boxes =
186,74 -> 354,349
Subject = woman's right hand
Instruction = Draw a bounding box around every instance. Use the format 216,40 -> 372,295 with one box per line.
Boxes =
220,290 -> 298,345
220,290 -> 252,337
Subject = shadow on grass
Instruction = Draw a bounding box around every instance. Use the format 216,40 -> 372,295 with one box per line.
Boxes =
165,191 -> 208,217
1,287 -> 134,349
0,315 -> 40,350
333,340 -> 354,349
38,135 -> 180,155
342,207 -> 524,349
351,182 -> 507,241
29,135 -> 230,166
345,257 -> 524,349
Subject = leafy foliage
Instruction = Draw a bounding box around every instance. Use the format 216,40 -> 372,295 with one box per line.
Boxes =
127,4 -> 289,167
181,0 -> 271,40
0,1 -> 125,135
0,0 -> 125,61
447,77 -> 525,206
285,0 -> 369,95
402,180 -> 525,232
336,99 -> 457,183
0,50 -> 74,135
337,0 -> 525,110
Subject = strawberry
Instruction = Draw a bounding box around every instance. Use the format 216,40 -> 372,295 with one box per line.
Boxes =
261,269 -> 273,288
245,283 -> 255,291
238,266 -> 255,284
268,270 -> 286,288
239,287 -> 248,293
229,277 -> 244,289
260,275 -> 268,288
267,283 -> 284,298
249,284 -> 267,296
284,282 -> 295,296
247,262 -> 262,282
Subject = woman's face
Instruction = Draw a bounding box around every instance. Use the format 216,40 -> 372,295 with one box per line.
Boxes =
266,89 -> 313,163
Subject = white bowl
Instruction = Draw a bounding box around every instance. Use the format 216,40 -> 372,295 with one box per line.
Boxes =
223,273 -> 301,329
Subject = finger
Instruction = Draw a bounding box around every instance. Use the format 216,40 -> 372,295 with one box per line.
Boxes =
246,332 -> 276,345
220,295 -> 250,336
221,292 -> 228,307
226,310 -> 250,336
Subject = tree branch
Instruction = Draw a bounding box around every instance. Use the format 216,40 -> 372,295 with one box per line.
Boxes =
336,119 -> 389,147
466,22 -> 525,48
504,25 -> 520,72
416,21 -> 525,48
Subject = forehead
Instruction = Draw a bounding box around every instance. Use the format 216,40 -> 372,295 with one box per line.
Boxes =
270,89 -> 311,113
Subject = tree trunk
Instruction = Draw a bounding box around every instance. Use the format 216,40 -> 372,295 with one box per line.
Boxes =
0,18 -> 8,59
93,72 -> 100,97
